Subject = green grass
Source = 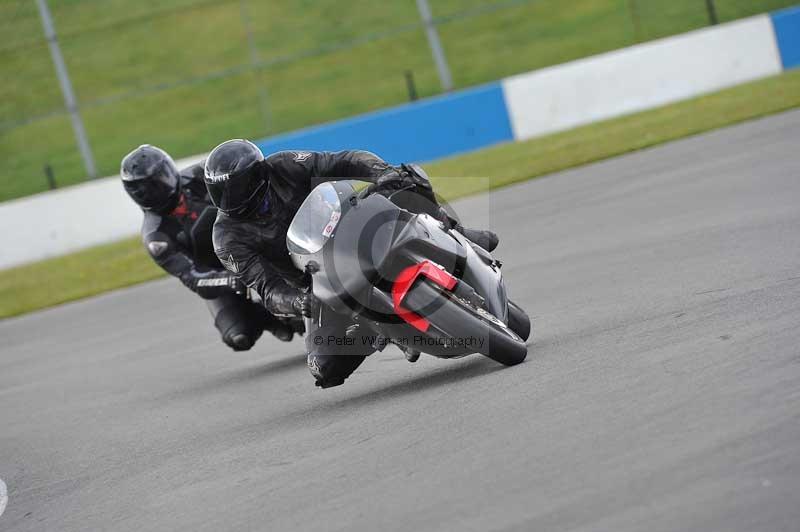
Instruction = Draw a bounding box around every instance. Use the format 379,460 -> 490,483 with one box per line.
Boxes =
2,68 -> 799,320
0,237 -> 165,319
1,0 -> 796,201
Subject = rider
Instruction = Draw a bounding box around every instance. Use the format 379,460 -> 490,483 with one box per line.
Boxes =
205,139 -> 499,387
120,144 -> 296,352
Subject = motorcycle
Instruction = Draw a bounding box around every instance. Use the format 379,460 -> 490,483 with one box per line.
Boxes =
286,179 -> 530,365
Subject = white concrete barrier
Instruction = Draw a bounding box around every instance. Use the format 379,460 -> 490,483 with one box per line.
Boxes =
1,176 -> 140,269
0,154 -> 206,269
502,15 -> 782,141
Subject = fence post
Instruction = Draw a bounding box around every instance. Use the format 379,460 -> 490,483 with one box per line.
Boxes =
44,164 -> 57,190
628,0 -> 642,42
705,0 -> 719,25
415,0 -> 453,92
405,70 -> 419,101
35,0 -> 97,179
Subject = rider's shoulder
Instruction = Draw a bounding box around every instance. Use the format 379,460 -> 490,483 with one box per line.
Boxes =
141,210 -> 164,235
212,214 -> 254,258
265,150 -> 317,170
212,210 -> 249,233
141,213 -> 175,259
179,159 -> 205,179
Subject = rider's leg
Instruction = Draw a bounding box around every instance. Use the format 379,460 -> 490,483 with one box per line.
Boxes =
450,223 -> 499,252
207,294 -> 261,351
304,305 -> 375,388
258,306 -> 297,342
385,165 -> 500,252
207,293 -> 294,350
389,189 -> 499,252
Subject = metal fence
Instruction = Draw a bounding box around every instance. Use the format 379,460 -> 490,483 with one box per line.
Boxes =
0,0 -> 795,197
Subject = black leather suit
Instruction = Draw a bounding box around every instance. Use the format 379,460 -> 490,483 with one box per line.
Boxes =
141,162 -> 284,350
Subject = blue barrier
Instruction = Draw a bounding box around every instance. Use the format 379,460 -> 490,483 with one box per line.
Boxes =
254,82 -> 513,164
772,6 -> 800,70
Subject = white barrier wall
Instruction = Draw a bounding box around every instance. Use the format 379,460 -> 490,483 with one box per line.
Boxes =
1,177 -> 141,268
0,154 -> 206,269
502,15 -> 782,140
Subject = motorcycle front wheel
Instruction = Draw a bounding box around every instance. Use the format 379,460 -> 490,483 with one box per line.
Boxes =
507,299 -> 531,342
403,280 -> 528,366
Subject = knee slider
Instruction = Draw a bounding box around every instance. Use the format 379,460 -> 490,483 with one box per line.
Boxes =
226,332 -> 256,351
215,306 -> 257,351
306,353 -> 365,388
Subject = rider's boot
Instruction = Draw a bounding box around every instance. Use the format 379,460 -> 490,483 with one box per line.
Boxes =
404,348 -> 421,363
266,319 -> 294,342
435,207 -> 499,252
454,224 -> 499,252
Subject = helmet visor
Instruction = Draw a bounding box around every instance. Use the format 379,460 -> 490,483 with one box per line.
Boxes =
207,164 -> 267,217
123,166 -> 179,210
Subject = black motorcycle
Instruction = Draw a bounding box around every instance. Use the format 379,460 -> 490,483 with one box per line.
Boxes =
286,180 -> 530,365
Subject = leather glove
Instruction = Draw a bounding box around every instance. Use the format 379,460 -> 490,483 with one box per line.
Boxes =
292,291 -> 321,318
375,167 -> 406,185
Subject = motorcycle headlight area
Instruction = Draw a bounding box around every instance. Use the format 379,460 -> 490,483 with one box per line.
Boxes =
287,183 -> 342,255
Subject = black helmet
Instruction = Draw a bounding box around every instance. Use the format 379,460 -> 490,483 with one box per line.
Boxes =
204,139 -> 267,218
120,144 -> 181,212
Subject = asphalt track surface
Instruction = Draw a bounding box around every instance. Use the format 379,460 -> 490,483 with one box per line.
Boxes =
2,110 -> 800,531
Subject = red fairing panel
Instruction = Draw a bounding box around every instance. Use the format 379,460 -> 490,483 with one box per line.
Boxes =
392,261 -> 457,332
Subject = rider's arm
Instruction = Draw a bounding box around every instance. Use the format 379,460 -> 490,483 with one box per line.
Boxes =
267,150 -> 401,187
307,150 -> 400,184
143,230 -> 238,299
307,151 -> 440,206
288,150 -> 446,223
212,221 -> 302,316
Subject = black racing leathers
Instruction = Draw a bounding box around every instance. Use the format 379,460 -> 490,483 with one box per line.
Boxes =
212,150 -> 433,316
141,162 -> 239,299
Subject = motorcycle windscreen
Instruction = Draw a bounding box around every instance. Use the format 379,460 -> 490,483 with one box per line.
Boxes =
287,183 -> 342,258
